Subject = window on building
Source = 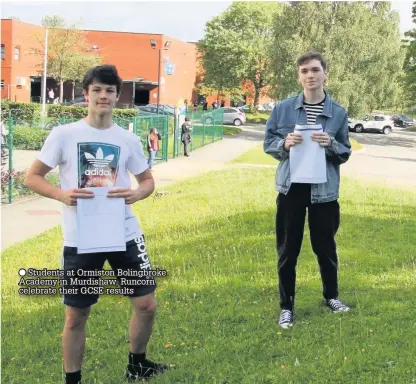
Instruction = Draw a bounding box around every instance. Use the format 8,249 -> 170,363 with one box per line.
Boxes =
1,80 -> 4,89
14,47 -> 20,60
1,45 -> 5,60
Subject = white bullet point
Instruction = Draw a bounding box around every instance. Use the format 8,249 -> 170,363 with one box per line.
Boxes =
19,269 -> 26,276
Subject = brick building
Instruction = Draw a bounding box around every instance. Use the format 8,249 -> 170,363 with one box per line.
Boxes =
1,19 -> 197,107
1,18 -> 273,107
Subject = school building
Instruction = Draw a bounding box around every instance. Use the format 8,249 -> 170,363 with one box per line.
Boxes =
1,19 -> 273,107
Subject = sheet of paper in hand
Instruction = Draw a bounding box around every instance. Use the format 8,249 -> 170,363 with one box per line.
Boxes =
76,187 -> 126,254
289,124 -> 327,184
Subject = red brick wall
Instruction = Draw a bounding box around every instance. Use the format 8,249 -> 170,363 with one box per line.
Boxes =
1,20 -> 45,102
1,20 -> 198,106
1,20 -> 13,100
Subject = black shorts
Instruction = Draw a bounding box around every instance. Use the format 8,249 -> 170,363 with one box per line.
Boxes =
61,235 -> 157,308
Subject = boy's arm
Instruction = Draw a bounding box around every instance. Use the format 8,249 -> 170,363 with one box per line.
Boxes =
24,160 -> 94,205
325,113 -> 352,165
133,169 -> 155,201
263,103 -> 290,161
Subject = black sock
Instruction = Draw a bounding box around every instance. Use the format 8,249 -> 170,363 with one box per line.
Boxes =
65,370 -> 81,384
128,352 -> 146,368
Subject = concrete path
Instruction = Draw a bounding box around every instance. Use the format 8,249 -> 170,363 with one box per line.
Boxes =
1,127 -> 264,250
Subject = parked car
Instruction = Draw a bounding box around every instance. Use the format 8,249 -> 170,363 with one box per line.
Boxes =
203,107 -> 246,126
136,105 -> 173,115
349,114 -> 394,135
69,101 -> 88,107
145,104 -> 175,115
391,114 -> 415,128
63,96 -> 86,106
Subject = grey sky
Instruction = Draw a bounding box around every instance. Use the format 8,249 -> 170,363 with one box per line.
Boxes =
1,1 -> 414,41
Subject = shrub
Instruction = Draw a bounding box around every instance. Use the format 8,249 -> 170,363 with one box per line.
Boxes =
1,169 -> 60,201
47,105 -> 139,120
1,101 -> 42,125
13,126 -> 50,150
47,105 -> 88,120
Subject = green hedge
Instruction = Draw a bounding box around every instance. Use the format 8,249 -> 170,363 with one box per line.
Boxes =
47,105 -> 139,120
1,102 -> 140,124
1,101 -> 41,125
13,126 -> 50,150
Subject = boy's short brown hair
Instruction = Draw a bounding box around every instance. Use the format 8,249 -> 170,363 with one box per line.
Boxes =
297,52 -> 327,71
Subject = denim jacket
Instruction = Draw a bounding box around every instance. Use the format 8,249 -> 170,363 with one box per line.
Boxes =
263,92 -> 351,203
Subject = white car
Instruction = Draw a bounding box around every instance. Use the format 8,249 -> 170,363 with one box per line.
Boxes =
349,114 -> 394,135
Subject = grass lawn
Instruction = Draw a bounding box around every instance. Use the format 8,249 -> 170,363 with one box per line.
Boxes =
2,169 -> 416,383
231,139 -> 362,165
231,145 -> 278,165
223,126 -> 243,136
245,112 -> 271,124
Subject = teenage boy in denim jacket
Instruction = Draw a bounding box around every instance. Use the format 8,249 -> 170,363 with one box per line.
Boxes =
264,52 -> 352,329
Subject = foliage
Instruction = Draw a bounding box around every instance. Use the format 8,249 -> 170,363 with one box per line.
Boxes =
245,111 -> 271,124
199,2 -> 282,109
47,105 -> 88,119
270,1 -> 406,117
0,102 -> 42,125
12,127 -> 50,150
47,105 -> 139,120
223,126 -> 243,136
197,83 -> 245,104
402,1 -> 416,106
1,169 -> 59,200
32,16 -> 101,102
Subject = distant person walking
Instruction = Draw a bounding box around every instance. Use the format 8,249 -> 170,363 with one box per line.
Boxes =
181,117 -> 192,157
147,127 -> 161,170
48,88 -> 55,104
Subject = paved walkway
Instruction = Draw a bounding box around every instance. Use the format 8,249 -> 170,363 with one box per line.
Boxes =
1,127 -> 264,250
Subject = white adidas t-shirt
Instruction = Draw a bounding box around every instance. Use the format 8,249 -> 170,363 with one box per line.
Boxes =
37,119 -> 149,247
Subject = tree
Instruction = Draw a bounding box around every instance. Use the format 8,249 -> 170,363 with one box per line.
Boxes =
67,53 -> 102,100
197,83 -> 245,105
199,2 -> 283,110
33,16 -> 100,102
402,1 -> 416,114
270,1 -> 406,117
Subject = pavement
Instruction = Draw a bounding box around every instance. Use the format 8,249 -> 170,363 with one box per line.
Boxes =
1,126 -> 264,250
2,127 -> 415,250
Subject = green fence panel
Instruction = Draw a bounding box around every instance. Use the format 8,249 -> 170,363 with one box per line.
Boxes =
173,109 -> 224,157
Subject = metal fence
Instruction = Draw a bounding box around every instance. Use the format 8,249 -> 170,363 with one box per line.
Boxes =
173,109 -> 224,158
1,110 -> 224,204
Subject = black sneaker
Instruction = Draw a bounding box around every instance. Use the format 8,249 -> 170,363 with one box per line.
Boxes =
278,309 -> 293,329
326,298 -> 350,313
125,357 -> 175,381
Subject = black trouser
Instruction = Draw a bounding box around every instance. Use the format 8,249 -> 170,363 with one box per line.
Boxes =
183,141 -> 189,155
276,183 -> 340,310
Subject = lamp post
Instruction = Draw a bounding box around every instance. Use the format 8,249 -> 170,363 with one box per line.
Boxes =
150,39 -> 171,114
41,28 -> 48,119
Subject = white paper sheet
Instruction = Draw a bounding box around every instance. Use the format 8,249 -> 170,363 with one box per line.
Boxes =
289,124 -> 327,184
76,187 -> 126,254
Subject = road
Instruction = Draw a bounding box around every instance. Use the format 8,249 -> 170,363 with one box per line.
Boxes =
342,130 -> 416,191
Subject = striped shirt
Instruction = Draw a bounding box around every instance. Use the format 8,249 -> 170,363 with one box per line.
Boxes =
303,97 -> 325,124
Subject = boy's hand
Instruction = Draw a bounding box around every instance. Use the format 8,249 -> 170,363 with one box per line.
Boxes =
311,132 -> 331,146
284,132 -> 303,150
59,188 -> 94,206
107,188 -> 140,204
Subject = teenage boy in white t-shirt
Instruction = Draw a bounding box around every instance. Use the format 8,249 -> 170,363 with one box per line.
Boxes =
24,65 -> 174,384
